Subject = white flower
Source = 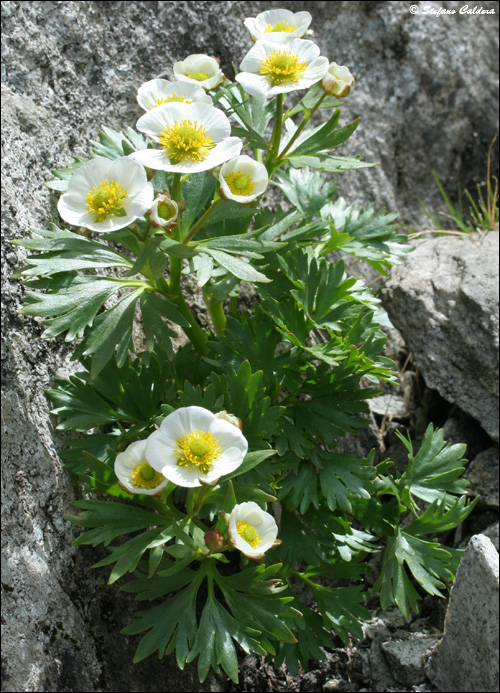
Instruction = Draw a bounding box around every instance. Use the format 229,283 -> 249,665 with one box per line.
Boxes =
114,439 -> 168,496
137,78 -> 212,111
148,193 -> 182,229
244,9 -> 312,43
173,54 -> 225,91
145,406 -> 248,488
219,155 -> 269,204
228,502 -> 279,560
57,157 -> 154,233
235,39 -> 329,99
129,102 -> 242,174
322,63 -> 354,97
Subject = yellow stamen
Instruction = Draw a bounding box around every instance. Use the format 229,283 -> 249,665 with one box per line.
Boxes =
259,49 -> 307,86
225,171 -> 256,197
264,21 -> 297,33
155,95 -> 192,107
130,462 -> 164,490
85,179 -> 127,222
175,430 -> 222,474
237,520 -> 261,548
186,71 -> 210,82
159,119 -> 214,164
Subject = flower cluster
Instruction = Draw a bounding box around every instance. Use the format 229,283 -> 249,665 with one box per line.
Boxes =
56,8 -> 353,235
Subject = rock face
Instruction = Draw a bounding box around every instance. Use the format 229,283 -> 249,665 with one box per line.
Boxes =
425,534 -> 499,692
382,233 -> 500,442
1,2 -> 499,692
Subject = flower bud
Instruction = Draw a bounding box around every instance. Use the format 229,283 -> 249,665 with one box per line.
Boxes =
321,62 -> 354,97
215,410 -> 243,430
204,529 -> 226,553
148,193 -> 184,229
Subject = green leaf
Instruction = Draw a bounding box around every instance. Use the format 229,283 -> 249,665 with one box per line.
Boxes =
67,499 -> 169,547
14,226 -> 134,278
309,583 -> 370,644
288,154 -> 376,173
46,156 -> 90,192
201,248 -> 271,283
398,424 -> 470,509
273,167 -> 337,220
74,288 -> 143,377
91,125 -> 150,160
179,171 -> 216,233
372,528 -> 460,619
19,276 -> 123,341
289,114 -> 360,157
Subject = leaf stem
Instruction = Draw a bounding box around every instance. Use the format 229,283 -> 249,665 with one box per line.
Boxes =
265,93 -> 284,175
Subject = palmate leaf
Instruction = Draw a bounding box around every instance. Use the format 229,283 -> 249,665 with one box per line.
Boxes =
287,111 -> 360,158
397,424 -> 471,509
273,167 -> 338,221
12,223 -> 134,277
67,499 -> 170,547
47,350 -> 177,432
310,583 -> 370,644
91,124 -> 151,160
319,198 -> 413,272
275,603 -> 334,677
372,528 -> 461,619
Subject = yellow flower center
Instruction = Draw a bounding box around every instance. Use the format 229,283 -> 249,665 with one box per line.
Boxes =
259,50 -> 307,86
130,462 -> 165,490
186,71 -> 210,82
158,119 -> 214,164
237,520 -> 261,548
175,430 -> 222,474
264,21 -> 297,33
155,95 -> 192,107
85,179 -> 127,222
157,200 -> 177,221
225,171 -> 256,197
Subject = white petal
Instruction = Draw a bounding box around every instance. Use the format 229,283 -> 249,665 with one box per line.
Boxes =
108,156 -> 148,196
235,73 -> 270,99
125,182 -> 154,217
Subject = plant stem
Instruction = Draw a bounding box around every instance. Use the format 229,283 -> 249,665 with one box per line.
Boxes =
140,220 -> 151,242
184,197 -> 223,244
169,173 -> 183,294
277,91 -> 328,162
203,290 -> 226,334
265,93 -> 284,174
173,290 -> 209,355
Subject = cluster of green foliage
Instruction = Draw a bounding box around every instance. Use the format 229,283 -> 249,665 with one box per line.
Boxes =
14,73 -> 477,684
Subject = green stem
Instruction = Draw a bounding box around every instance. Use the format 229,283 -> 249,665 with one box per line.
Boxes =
184,197 -> 223,244
169,173 -> 183,294
140,220 -> 152,242
265,93 -> 284,174
189,485 -> 209,518
173,290 -> 209,356
203,290 -> 226,334
277,91 -> 328,162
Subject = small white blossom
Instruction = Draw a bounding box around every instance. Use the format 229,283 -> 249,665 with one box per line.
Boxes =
114,440 -> 168,496
129,102 -> 242,174
235,39 -> 329,99
146,406 -> 248,488
219,155 -> 269,204
137,78 -> 212,111
148,193 -> 182,229
244,9 -> 312,43
228,502 -> 279,560
173,54 -> 225,91
322,63 -> 355,97
57,157 -> 154,232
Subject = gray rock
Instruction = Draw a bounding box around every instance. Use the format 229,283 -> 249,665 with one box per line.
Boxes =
425,534 -> 499,692
381,635 -> 440,687
1,1 -> 498,691
480,521 -> 500,552
464,445 -> 499,507
382,233 -> 499,442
